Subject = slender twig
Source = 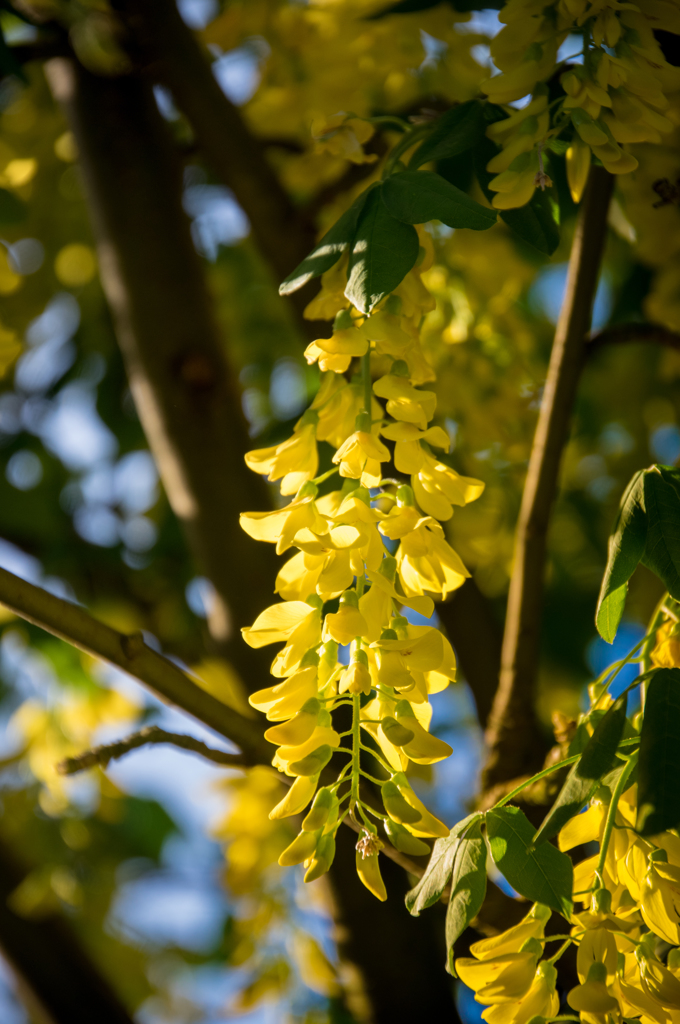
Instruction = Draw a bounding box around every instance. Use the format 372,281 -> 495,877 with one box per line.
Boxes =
588,322 -> 680,352
483,167 -> 615,791
57,725 -> 247,776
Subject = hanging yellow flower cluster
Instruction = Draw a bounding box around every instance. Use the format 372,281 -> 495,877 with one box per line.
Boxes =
455,670 -> 680,1024
483,0 -> 680,208
239,254 -> 484,900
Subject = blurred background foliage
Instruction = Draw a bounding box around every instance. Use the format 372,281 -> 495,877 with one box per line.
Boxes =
0,0 -> 676,1021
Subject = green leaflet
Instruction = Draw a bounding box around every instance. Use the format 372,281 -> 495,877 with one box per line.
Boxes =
499,189 -> 560,257
486,806 -> 573,918
596,466 -> 680,643
407,101 -> 487,170
596,470 -> 647,643
278,188 -> 372,296
381,170 -> 496,231
444,819 -> 487,976
637,668 -> 680,835
345,187 -> 419,314
405,812 -> 481,914
532,693 -> 628,847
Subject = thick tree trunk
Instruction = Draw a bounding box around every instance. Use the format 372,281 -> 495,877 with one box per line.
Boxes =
45,56 -> 277,686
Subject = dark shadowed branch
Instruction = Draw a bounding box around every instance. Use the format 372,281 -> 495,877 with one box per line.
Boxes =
57,725 -> 248,775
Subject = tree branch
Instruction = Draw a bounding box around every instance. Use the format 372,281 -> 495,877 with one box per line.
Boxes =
588,321 -> 680,352
482,167 -> 615,791
45,56 -> 279,684
0,563 -> 271,764
57,725 -> 247,775
112,0 -> 316,301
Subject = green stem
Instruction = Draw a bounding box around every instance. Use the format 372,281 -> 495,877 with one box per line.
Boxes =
547,938 -> 573,965
595,753 -> 637,879
362,345 -> 372,419
381,123 -> 431,177
495,738 -> 640,810
350,692 -> 361,818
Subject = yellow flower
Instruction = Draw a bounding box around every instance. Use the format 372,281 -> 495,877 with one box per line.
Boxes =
240,491 -> 327,555
269,773 -> 319,819
638,950 -> 680,1009
332,429 -> 390,488
272,719 -> 340,775
567,961 -> 619,1015
488,152 -> 539,211
372,372 -> 436,429
339,650 -> 372,695
566,138 -> 592,204
389,772 -> 449,838
457,948 -> 541,1004
386,515 -> 471,599
469,904 -> 551,960
640,854 -> 680,945
242,600 -> 321,649
249,662 -> 320,721
264,698 -> 321,747
411,452 -> 485,522
322,591 -> 369,645
245,422 -> 319,495
380,421 -> 450,474
481,961 -> 559,1024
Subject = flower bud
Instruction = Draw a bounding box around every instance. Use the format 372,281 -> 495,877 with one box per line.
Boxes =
289,744 -> 334,776
334,308 -> 354,331
390,359 -> 410,377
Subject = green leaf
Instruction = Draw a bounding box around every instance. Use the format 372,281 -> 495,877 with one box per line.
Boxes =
641,468 -> 680,601
345,186 -> 419,314
637,668 -> 680,835
445,819 -> 487,976
405,812 -> 480,914
499,190 -> 560,256
533,693 -> 628,847
381,170 -> 496,232
408,101 -> 486,170
596,470 -> 647,643
0,187 -> 27,225
278,189 -> 372,296
486,806 -> 573,917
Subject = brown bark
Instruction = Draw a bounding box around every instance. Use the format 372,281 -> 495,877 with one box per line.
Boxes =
112,0 -> 317,315
483,168 -> 614,790
45,56 -> 277,687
